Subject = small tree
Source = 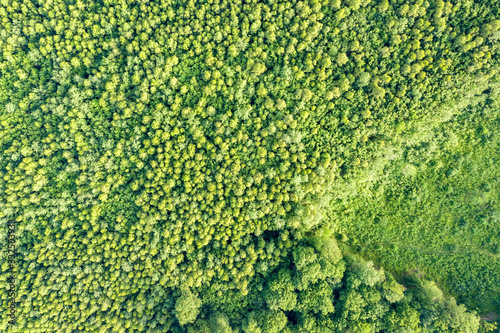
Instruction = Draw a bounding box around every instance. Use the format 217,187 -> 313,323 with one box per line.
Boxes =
174,287 -> 202,326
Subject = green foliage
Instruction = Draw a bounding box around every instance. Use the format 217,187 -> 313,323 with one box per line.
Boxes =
0,0 -> 498,331
175,288 -> 203,326
241,311 -> 262,333
346,254 -> 386,287
296,280 -> 335,315
384,303 -> 422,333
381,274 -> 405,303
264,268 -> 297,311
333,97 -> 500,314
208,312 -> 234,333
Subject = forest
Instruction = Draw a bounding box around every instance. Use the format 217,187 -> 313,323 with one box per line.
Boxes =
0,0 -> 499,331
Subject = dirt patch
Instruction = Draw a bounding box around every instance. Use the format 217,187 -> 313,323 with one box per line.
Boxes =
481,312 -> 498,322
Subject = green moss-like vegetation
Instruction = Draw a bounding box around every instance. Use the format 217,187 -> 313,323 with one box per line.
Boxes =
333,94 -> 500,314
0,0 -> 499,331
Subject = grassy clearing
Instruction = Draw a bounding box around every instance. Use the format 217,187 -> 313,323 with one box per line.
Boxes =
331,95 -> 500,315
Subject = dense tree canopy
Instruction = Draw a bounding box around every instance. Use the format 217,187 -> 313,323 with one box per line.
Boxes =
0,0 -> 498,331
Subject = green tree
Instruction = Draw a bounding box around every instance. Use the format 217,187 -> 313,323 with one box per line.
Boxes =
264,268 -> 297,311
175,288 -> 202,326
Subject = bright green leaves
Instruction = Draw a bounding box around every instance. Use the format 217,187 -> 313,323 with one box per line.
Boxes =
336,52 -> 349,66
251,62 -> 267,77
208,312 -> 234,333
242,310 -> 288,333
426,298 -> 481,333
264,268 -> 297,311
175,288 -> 203,326
409,277 -> 481,333
346,255 -> 386,288
292,245 -> 317,271
292,241 -> 345,290
241,311 -> 262,333
1,0 -> 497,331
297,280 -> 335,315
381,275 -> 405,303
384,303 -> 422,332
